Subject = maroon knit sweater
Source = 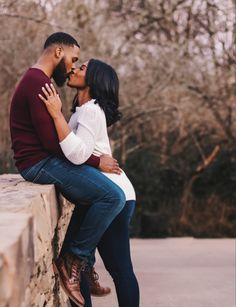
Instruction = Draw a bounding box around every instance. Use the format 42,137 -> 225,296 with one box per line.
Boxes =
10,68 -> 100,172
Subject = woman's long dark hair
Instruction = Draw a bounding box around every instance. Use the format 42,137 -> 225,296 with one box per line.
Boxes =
71,59 -> 122,127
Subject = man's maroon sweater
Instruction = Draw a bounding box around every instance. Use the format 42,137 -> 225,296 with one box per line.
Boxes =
10,68 -> 100,172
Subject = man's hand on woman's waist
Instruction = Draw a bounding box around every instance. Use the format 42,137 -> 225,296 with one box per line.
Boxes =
99,154 -> 122,175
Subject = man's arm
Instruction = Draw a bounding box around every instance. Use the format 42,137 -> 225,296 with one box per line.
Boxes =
28,79 -> 64,156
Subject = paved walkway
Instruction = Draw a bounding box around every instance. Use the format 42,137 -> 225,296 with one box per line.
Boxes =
92,238 -> 235,307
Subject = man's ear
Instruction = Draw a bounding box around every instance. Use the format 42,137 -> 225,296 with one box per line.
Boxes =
55,46 -> 64,59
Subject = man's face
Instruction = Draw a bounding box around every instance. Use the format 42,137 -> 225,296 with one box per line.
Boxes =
52,45 -> 80,87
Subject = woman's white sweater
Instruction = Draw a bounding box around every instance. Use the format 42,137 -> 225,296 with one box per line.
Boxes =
59,99 -> 135,201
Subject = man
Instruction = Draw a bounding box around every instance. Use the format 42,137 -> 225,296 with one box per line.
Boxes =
10,32 -> 125,307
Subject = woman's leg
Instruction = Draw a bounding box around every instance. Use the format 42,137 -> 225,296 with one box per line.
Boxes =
97,200 -> 140,307
63,201 -> 139,306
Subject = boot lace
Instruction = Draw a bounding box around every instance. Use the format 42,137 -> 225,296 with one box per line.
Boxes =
69,260 -> 85,284
90,268 -> 100,285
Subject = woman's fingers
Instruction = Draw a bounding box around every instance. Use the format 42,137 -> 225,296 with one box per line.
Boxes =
50,83 -> 57,96
45,83 -> 53,96
38,93 -> 47,103
41,86 -> 50,98
40,83 -> 57,103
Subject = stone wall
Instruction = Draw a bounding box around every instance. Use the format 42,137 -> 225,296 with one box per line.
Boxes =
0,174 -> 74,307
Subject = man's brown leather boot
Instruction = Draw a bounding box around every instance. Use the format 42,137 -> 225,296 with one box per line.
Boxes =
85,267 -> 111,297
53,253 -> 86,307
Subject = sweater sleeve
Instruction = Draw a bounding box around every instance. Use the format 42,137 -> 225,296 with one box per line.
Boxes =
86,154 -> 100,168
27,76 -> 64,157
67,111 -> 100,167
59,105 -> 101,165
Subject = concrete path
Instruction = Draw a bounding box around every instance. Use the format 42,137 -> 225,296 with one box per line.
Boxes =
92,238 -> 235,307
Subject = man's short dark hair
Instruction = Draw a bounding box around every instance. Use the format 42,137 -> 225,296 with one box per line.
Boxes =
44,32 -> 80,49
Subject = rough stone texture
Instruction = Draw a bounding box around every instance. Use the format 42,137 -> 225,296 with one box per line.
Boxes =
0,174 -> 74,307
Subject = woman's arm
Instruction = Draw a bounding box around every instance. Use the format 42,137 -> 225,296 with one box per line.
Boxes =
38,83 -> 72,141
38,83 -> 95,164
39,83 -> 121,173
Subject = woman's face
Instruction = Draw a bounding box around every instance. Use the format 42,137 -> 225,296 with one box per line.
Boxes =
67,60 -> 89,89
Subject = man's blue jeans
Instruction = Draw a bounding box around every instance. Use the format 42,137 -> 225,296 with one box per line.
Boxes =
21,156 -> 126,261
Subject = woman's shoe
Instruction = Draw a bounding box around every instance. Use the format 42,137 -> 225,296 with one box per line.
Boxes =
84,267 -> 111,297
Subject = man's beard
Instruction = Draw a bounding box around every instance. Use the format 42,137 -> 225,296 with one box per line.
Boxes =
52,58 -> 68,87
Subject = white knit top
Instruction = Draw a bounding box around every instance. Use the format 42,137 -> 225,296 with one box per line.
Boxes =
59,99 -> 136,201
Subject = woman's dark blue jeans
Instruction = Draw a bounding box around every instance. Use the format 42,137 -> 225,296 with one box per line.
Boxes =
21,156 -> 126,262
67,201 -> 140,307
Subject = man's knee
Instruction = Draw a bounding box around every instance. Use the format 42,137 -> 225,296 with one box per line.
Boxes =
108,186 -> 126,212
116,188 -> 126,208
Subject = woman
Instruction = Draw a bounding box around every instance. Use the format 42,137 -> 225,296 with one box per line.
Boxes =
39,59 -> 139,307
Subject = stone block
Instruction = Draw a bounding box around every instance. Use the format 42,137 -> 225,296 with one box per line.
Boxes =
0,174 -> 74,307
